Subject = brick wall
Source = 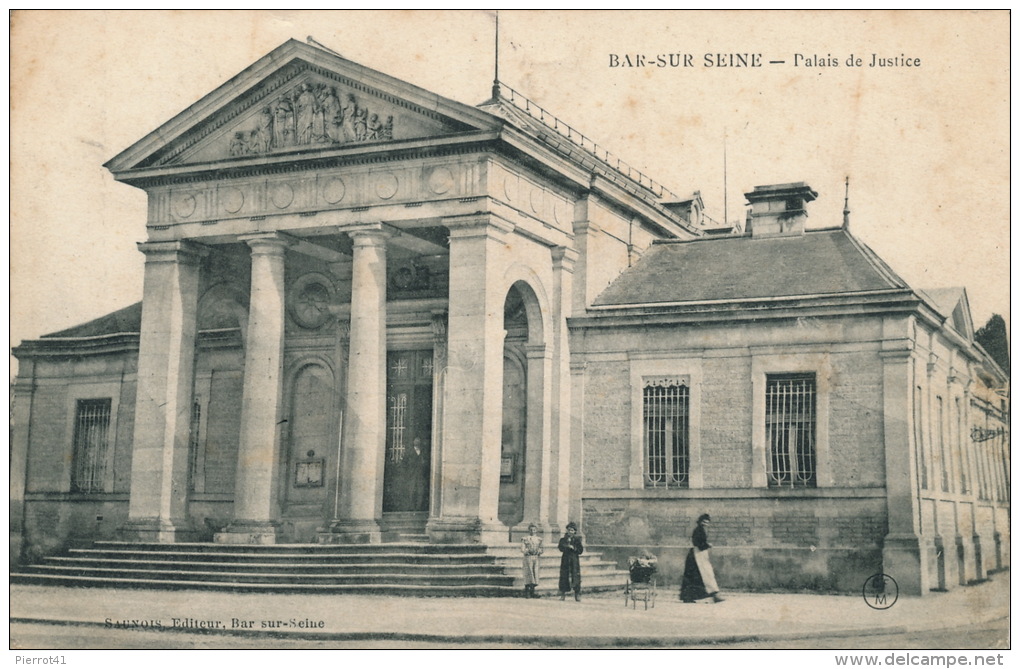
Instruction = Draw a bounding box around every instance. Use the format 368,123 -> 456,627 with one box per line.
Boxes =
582,360 -> 630,488
26,386 -> 69,491
583,496 -> 886,592
828,351 -> 885,486
700,356 -> 753,487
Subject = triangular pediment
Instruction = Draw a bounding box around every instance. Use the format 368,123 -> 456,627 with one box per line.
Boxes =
105,40 -> 499,175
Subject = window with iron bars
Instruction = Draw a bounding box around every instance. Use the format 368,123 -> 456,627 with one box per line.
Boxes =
643,381 -> 689,488
765,374 -> 816,488
70,398 -> 112,493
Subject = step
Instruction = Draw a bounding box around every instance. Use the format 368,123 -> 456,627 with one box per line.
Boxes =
40,557 -> 500,575
65,548 -> 500,564
9,572 -> 520,596
89,541 -> 488,555
21,565 -> 515,586
15,540 -> 629,597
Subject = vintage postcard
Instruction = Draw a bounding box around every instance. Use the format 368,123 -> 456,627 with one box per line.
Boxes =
9,10 -> 1010,659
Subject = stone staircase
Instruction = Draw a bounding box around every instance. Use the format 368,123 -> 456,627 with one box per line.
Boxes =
11,541 -> 628,597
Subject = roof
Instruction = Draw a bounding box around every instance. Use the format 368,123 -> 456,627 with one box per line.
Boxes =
477,93 -> 695,231
917,286 -> 974,339
593,228 -> 908,306
41,302 -> 143,338
918,287 -> 965,318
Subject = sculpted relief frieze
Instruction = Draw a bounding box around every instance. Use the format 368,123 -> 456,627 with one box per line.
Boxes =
148,161 -> 482,226
168,68 -> 461,167
228,83 -> 394,158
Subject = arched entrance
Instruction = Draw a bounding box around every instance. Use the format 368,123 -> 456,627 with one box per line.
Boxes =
498,282 -> 545,533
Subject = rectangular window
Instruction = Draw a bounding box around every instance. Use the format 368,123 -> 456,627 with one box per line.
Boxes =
956,398 -> 969,494
765,374 -> 816,488
387,391 -> 408,463
643,381 -> 689,488
937,396 -> 950,492
914,385 -> 928,489
70,398 -> 112,493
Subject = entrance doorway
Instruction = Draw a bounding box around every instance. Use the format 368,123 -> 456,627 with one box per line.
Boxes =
382,350 -> 433,514
281,363 -> 334,542
499,283 -> 540,531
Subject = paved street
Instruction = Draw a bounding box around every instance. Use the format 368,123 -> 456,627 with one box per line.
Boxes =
9,571 -> 1009,650
11,616 -> 1009,650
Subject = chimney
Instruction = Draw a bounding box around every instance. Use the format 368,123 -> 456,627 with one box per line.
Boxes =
744,182 -> 818,238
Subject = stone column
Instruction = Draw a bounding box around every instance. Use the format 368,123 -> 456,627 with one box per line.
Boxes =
322,319 -> 350,531
427,215 -> 512,544
122,240 -> 207,542
550,246 -> 578,535
429,311 -> 448,520
570,196 -> 599,313
519,343 -> 552,535
216,233 -> 288,544
331,227 -> 387,543
568,361 -> 587,527
881,339 -> 930,595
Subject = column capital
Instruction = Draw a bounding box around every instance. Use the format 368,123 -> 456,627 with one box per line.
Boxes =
431,311 -> 448,343
443,213 -> 515,239
879,348 -> 913,362
572,218 -> 601,235
136,240 -> 209,264
239,232 -> 290,255
525,343 -> 549,359
551,246 -> 580,272
347,226 -> 390,247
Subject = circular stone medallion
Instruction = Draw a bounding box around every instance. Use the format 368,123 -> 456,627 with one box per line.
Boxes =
321,177 -> 346,205
270,183 -> 294,209
375,173 -> 399,200
427,167 -> 454,195
221,187 -> 245,214
530,187 -> 543,214
173,193 -> 197,219
503,175 -> 517,202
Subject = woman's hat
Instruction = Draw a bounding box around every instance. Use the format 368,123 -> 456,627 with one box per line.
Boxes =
697,513 -> 712,523
565,522 -> 578,531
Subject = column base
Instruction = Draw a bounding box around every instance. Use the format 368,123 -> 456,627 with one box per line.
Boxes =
322,519 -> 383,544
427,517 -> 509,545
955,534 -> 974,585
973,534 -> 986,581
993,532 -> 1004,570
883,533 -> 930,596
10,532 -> 24,567
214,521 -> 278,545
119,518 -> 183,543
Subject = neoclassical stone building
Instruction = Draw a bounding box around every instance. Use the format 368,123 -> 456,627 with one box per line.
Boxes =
11,40 -> 1008,594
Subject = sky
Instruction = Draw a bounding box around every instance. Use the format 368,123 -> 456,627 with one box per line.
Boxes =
9,10 -> 1010,375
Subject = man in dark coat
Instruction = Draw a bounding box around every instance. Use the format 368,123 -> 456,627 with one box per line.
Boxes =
558,522 -> 584,601
680,513 -> 725,603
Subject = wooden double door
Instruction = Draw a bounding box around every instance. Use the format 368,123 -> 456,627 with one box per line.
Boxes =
383,350 -> 433,513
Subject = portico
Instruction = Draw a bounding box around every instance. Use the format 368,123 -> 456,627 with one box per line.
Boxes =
97,40 -> 607,545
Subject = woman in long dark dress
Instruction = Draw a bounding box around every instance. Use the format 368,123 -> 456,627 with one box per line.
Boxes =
558,522 -> 584,601
680,514 -> 724,603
